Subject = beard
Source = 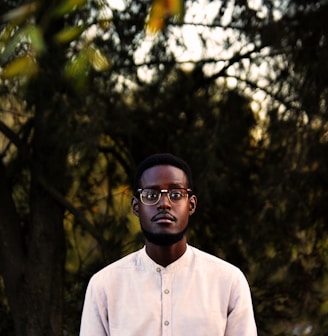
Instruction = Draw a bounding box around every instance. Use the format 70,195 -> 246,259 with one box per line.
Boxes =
141,225 -> 188,246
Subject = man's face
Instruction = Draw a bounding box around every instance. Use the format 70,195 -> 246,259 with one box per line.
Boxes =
132,165 -> 197,244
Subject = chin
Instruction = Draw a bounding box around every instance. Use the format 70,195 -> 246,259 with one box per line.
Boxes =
141,226 -> 188,246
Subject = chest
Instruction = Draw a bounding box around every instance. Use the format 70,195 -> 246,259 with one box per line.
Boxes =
106,269 -> 230,336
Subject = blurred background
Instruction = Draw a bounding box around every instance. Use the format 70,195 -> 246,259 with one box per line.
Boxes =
0,0 -> 327,335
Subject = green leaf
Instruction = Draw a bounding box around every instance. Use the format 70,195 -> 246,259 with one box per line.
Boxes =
25,25 -> 45,54
64,50 -> 89,90
64,46 -> 110,90
0,25 -> 44,63
0,25 -> 21,63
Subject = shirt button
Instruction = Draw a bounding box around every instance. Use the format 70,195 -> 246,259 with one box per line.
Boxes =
156,267 -> 161,273
164,289 -> 170,294
164,321 -> 169,326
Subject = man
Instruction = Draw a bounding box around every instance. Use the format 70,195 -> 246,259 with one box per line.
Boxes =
80,153 -> 257,335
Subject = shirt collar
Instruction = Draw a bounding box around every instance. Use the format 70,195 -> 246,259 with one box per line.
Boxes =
138,245 -> 193,273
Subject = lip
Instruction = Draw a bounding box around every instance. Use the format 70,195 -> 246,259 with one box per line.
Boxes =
151,212 -> 176,223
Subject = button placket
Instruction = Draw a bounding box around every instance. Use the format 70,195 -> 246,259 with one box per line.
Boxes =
161,272 -> 172,336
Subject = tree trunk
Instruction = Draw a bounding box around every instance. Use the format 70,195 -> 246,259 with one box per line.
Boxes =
0,161 -> 25,331
6,187 -> 66,335
0,104 -> 69,335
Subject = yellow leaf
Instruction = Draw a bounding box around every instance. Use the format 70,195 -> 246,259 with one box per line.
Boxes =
98,18 -> 112,31
54,0 -> 87,17
1,2 -> 39,23
147,17 -> 164,33
1,55 -> 38,78
146,0 -> 184,33
54,26 -> 85,44
147,0 -> 166,33
87,47 -> 111,72
168,0 -> 184,22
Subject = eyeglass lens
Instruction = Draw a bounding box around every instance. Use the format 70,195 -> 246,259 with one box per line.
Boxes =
139,189 -> 190,205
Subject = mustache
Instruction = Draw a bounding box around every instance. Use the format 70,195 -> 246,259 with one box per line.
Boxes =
151,211 -> 176,222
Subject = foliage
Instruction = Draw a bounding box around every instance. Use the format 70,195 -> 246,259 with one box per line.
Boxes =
0,0 -> 327,335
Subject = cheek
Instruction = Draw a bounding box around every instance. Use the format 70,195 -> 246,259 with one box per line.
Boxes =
138,205 -> 154,221
178,206 -> 191,222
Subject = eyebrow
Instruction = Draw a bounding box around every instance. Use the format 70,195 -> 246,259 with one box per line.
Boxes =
142,183 -> 186,189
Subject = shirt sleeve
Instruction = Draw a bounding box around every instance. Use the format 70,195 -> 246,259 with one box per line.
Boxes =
225,269 -> 257,336
79,275 -> 110,336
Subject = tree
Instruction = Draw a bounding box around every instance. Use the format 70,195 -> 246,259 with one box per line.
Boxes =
1,0 -> 327,335
0,0 -> 182,334
0,0 -> 114,334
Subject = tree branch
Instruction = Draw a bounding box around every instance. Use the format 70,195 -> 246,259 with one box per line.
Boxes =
0,119 -> 21,149
37,176 -> 104,243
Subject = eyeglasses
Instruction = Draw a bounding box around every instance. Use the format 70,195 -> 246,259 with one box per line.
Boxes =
137,188 -> 192,205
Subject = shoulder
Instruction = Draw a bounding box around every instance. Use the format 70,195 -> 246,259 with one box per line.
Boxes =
189,245 -> 243,276
188,245 -> 251,290
88,249 -> 141,285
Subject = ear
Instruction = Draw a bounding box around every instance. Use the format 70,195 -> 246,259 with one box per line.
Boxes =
188,195 -> 197,216
131,196 -> 140,217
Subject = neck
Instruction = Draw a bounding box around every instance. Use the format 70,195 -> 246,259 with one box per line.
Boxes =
145,237 -> 187,267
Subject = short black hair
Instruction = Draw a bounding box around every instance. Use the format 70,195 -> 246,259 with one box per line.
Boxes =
133,153 -> 193,194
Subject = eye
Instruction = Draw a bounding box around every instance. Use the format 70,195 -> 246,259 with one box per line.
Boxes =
169,189 -> 184,200
143,189 -> 159,200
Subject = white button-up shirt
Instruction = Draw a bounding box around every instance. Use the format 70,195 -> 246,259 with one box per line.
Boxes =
80,245 -> 257,336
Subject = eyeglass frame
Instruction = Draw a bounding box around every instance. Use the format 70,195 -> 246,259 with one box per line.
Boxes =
137,188 -> 193,205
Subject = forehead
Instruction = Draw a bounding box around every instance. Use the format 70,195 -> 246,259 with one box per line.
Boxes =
140,165 -> 188,187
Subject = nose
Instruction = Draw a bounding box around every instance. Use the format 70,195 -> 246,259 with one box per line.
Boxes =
157,191 -> 171,209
